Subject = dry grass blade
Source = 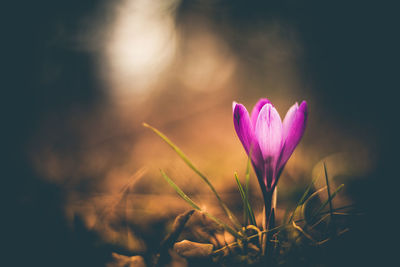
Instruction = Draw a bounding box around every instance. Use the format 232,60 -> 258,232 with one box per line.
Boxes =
292,221 -> 316,243
160,210 -> 195,250
93,167 -> 147,227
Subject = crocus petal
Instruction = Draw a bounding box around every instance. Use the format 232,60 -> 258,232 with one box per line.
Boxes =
255,104 -> 283,160
255,104 -> 283,187
282,102 -> 299,141
250,98 -> 271,129
278,101 -> 308,173
233,102 -> 265,181
233,103 -> 254,154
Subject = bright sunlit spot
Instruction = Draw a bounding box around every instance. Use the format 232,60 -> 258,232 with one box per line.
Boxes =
104,0 -> 178,97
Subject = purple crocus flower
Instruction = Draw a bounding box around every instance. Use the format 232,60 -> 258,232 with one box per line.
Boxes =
233,98 -> 308,227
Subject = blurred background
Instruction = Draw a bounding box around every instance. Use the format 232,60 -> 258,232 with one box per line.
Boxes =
3,0 -> 396,266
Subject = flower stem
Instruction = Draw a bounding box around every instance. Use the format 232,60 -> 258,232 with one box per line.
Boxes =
262,187 -> 277,262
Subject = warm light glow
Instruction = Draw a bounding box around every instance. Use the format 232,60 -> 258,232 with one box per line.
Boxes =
28,0 -> 375,256
104,0 -> 178,96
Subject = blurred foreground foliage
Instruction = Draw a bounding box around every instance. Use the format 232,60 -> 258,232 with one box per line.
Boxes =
107,124 -> 359,267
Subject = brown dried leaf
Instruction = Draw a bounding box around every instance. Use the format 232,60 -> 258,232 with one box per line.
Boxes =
107,252 -> 146,267
173,240 -> 214,258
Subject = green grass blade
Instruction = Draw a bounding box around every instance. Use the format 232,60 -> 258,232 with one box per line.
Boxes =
245,156 -> 251,200
144,123 -> 241,229
292,205 -> 358,224
245,195 -> 256,227
234,172 -> 247,225
160,170 -> 201,211
287,176 -> 319,223
243,154 -> 256,226
160,170 -> 241,239
234,173 -> 256,227
302,186 -> 327,224
323,162 -> 336,231
202,210 -> 241,239
310,184 -> 344,223
244,157 -> 251,225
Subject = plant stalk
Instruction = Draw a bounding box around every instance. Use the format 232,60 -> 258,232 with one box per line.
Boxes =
262,187 -> 277,261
